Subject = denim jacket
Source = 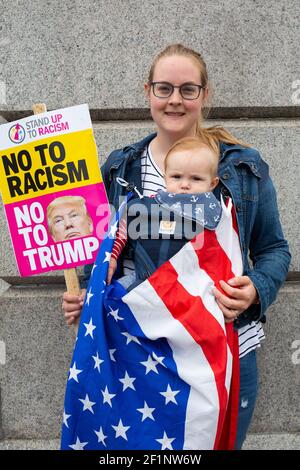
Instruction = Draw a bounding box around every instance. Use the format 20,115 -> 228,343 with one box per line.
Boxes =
84,133 -> 291,328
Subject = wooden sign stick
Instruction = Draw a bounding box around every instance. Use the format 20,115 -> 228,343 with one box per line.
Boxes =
32,103 -> 81,334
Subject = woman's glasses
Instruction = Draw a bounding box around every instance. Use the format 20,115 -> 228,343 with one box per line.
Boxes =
150,81 -> 204,100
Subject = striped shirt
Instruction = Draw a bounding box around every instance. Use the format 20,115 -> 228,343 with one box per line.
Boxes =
238,321 -> 265,358
141,145 -> 165,196
124,145 -> 265,358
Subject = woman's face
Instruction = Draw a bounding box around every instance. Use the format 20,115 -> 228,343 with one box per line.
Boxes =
145,55 -> 207,140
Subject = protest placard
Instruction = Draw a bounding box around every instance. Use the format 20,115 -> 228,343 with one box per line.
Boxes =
0,104 -> 110,277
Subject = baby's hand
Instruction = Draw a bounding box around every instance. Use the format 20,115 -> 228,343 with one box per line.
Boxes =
107,257 -> 118,285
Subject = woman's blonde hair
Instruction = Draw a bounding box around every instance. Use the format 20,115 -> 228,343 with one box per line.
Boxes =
148,43 -> 250,151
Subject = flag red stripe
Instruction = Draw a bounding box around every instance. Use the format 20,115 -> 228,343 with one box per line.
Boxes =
191,230 -> 235,294
217,329 -> 240,450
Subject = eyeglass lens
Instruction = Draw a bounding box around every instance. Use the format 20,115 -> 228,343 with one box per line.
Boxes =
152,82 -> 201,99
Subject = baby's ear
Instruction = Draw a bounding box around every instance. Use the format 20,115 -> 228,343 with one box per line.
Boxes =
211,176 -> 219,190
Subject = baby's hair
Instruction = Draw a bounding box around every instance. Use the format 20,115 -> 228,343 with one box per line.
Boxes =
164,136 -> 219,176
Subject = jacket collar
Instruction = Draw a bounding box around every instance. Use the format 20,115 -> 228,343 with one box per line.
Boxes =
123,133 -> 157,160
219,141 -> 259,163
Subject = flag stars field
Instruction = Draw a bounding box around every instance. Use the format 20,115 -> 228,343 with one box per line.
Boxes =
92,351 -> 104,372
121,331 -> 141,345
107,306 -> 124,322
140,355 -> 159,374
109,348 -> 117,362
101,385 -> 116,407
63,409 -> 71,428
109,221 -> 118,238
111,419 -> 130,440
68,362 -> 83,383
137,401 -> 155,421
85,287 -> 94,306
160,384 -> 180,404
84,318 -> 96,338
91,264 -> 97,276
119,371 -> 136,391
79,393 -> 96,414
152,352 -> 166,367
156,431 -> 175,450
69,437 -> 88,450
103,252 -> 111,263
94,426 -> 107,446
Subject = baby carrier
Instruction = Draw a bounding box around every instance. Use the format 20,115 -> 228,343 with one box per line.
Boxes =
125,189 -> 222,284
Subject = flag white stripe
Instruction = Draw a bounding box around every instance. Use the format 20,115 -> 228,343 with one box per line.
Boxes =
225,344 -> 233,393
123,280 -> 219,450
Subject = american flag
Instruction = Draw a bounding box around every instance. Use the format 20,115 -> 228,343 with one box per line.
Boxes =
61,195 -> 241,450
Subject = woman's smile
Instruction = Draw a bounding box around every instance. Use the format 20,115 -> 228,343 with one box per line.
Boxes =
165,111 -> 185,117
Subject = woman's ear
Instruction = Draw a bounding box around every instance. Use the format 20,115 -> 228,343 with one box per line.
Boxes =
202,87 -> 209,106
144,82 -> 151,101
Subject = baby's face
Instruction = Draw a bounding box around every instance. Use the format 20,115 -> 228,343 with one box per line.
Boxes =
164,147 -> 218,194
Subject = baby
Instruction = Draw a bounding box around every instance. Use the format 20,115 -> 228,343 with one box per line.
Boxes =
107,136 -> 220,287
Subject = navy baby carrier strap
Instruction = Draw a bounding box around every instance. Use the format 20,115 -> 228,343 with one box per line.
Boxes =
154,190 -> 222,230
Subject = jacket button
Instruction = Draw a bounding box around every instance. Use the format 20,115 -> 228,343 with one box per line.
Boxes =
236,204 -> 242,212
222,173 -> 230,180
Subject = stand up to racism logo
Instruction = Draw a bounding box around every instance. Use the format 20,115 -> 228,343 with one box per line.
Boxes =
9,123 -> 26,144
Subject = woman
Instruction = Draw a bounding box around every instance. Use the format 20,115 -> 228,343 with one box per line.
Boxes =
62,44 -> 291,449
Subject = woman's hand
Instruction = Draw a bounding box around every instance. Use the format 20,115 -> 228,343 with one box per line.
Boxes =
212,276 -> 258,323
62,289 -> 86,326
